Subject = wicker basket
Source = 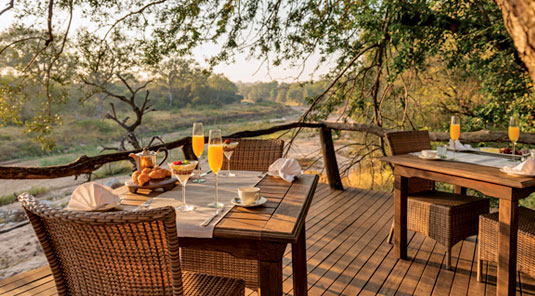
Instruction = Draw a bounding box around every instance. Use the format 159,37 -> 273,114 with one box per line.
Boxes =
478,207 -> 535,280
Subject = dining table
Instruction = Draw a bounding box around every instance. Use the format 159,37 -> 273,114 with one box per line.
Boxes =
115,171 -> 319,296
382,152 -> 535,296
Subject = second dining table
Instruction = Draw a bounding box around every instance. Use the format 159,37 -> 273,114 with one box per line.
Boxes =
116,171 -> 319,296
382,152 -> 535,296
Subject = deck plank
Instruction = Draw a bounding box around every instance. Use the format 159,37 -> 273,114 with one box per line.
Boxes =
3,183 -> 535,296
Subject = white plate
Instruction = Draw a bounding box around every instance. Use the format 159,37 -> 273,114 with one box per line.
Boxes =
231,196 -> 267,208
418,155 -> 442,160
499,168 -> 535,177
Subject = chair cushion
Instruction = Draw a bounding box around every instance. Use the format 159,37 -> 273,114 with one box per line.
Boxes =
183,272 -> 244,296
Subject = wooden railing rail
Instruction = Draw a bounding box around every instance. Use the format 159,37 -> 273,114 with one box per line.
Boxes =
3,121 -> 535,191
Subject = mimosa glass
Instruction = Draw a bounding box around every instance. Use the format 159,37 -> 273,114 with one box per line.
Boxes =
192,122 -> 206,183
208,129 -> 224,208
223,141 -> 239,177
450,116 -> 460,160
168,160 -> 198,211
509,117 -> 520,161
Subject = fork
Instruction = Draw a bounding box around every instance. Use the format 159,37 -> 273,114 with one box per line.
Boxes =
201,208 -> 223,227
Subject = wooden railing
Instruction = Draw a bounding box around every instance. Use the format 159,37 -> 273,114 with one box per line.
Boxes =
2,121 -> 535,191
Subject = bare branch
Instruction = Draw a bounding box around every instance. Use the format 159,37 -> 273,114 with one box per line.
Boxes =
0,0 -> 13,16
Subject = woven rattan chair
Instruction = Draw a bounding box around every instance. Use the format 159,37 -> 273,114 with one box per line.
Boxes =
18,193 -> 244,296
477,207 -> 535,281
385,130 -> 489,269
181,138 -> 283,290
222,138 -> 284,172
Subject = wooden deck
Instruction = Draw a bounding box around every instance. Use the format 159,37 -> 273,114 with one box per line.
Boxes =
2,183 -> 535,295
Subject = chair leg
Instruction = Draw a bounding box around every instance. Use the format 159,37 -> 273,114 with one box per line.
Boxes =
446,247 -> 452,270
387,220 -> 394,244
477,244 -> 482,282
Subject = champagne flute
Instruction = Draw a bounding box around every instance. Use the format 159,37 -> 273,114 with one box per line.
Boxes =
223,140 -> 239,177
208,129 -> 224,208
192,122 -> 206,183
450,116 -> 460,160
168,160 -> 198,211
509,117 -> 520,161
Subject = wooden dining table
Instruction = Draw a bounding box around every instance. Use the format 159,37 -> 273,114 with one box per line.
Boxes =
382,154 -> 535,296
116,173 -> 319,296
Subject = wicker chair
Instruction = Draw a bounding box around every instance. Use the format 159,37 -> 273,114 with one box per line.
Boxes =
477,207 -> 535,281
182,138 -> 284,290
222,138 -> 284,172
18,193 -> 244,296
385,130 -> 489,269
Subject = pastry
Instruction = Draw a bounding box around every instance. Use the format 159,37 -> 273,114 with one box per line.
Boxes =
149,169 -> 166,179
132,171 -> 141,185
137,173 -> 151,186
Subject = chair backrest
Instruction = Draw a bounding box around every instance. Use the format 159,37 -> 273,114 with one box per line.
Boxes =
385,130 -> 433,193
385,130 -> 431,156
223,138 -> 284,172
18,193 -> 183,296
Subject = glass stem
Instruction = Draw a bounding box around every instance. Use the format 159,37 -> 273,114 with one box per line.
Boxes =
182,183 -> 186,206
227,158 -> 231,175
197,164 -> 201,181
513,142 -> 516,161
215,173 -> 219,205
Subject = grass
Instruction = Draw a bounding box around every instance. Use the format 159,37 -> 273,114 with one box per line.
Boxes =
93,161 -> 132,179
0,186 -> 49,206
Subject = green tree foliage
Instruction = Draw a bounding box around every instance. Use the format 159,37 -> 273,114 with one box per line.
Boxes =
1,0 -> 534,147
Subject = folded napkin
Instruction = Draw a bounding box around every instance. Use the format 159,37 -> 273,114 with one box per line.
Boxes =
449,139 -> 472,151
503,158 -> 535,175
268,158 -> 302,182
67,182 -> 121,211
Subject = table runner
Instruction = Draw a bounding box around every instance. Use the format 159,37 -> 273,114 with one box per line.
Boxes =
148,170 -> 261,238
411,151 -> 519,168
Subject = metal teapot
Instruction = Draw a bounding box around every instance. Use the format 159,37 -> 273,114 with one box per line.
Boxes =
129,147 -> 168,171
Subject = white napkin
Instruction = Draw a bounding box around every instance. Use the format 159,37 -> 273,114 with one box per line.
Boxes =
449,139 -> 473,151
67,182 -> 121,211
503,158 -> 535,175
268,158 -> 302,182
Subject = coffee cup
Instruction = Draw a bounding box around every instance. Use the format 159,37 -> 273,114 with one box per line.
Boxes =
238,187 -> 260,205
421,150 -> 438,158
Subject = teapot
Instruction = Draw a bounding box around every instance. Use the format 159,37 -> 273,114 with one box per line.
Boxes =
129,147 -> 168,171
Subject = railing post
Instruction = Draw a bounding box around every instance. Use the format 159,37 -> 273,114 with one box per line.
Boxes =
319,127 -> 343,190
183,138 -> 197,160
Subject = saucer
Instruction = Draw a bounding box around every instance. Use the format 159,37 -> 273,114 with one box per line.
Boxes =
418,155 -> 442,160
231,196 -> 267,208
499,168 -> 535,177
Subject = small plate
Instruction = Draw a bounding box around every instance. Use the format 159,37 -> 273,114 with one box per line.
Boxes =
418,155 -> 442,160
231,197 -> 267,208
499,168 -> 535,177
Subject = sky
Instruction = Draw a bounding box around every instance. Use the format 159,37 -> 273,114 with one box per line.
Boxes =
0,6 -> 334,84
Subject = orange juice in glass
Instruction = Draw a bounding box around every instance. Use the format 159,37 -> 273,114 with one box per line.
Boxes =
450,116 -> 460,159
208,129 -> 224,208
509,117 -> 520,161
192,123 -> 206,183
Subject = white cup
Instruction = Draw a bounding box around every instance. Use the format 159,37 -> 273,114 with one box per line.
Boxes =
421,150 -> 438,158
238,187 -> 260,205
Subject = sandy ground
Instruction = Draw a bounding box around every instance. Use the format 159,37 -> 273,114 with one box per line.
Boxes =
0,105 -> 360,280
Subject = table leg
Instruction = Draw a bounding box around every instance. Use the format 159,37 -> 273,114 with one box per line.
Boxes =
259,259 -> 282,296
394,174 -> 408,259
292,226 -> 307,296
497,199 -> 518,296
454,185 -> 467,195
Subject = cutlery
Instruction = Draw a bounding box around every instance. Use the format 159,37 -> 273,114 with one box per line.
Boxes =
200,170 -> 212,177
201,208 -> 223,227
134,199 -> 152,211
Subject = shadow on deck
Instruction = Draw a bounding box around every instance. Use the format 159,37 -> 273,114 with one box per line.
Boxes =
2,183 -> 535,295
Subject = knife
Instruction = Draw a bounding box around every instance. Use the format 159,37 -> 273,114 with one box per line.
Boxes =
200,170 -> 212,177
201,208 -> 223,227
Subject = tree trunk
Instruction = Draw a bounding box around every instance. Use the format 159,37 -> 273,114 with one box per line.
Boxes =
496,0 -> 535,83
